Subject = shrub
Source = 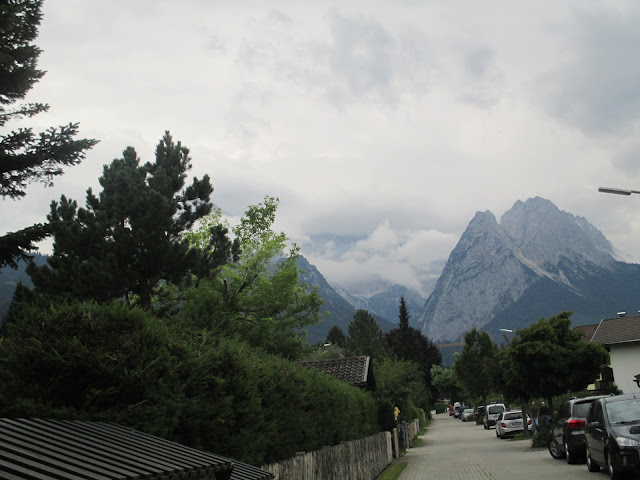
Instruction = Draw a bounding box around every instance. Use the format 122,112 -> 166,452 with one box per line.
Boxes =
0,301 -> 379,465
532,424 -> 553,448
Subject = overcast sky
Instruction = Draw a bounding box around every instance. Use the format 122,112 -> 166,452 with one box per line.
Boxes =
4,0 -> 640,297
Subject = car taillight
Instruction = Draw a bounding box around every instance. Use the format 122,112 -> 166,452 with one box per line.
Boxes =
528,419 -> 531,425
567,419 -> 585,429
501,422 -> 507,427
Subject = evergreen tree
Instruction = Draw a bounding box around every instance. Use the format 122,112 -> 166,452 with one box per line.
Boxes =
0,0 -> 98,268
326,325 -> 347,348
27,132 -> 213,308
385,297 -> 442,386
346,309 -> 387,359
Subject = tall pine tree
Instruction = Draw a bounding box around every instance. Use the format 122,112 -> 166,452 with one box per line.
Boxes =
385,297 -> 442,387
0,0 -> 98,268
28,132 -> 214,308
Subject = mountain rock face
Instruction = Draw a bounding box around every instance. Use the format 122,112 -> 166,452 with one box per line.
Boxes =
296,256 -> 396,344
335,284 -> 425,325
415,197 -> 639,342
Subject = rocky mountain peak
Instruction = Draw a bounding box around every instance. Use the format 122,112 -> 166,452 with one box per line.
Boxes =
415,197 -> 624,343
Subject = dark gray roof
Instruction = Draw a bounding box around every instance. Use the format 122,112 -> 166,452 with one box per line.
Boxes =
591,315 -> 640,346
574,323 -> 599,342
0,418 -> 273,480
300,356 -> 375,390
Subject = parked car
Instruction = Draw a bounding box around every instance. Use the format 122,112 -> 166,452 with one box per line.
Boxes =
584,393 -> 640,479
453,401 -> 462,418
449,404 -> 455,416
461,408 -> 475,422
495,410 -> 531,439
548,395 -> 607,464
484,403 -> 506,429
476,405 -> 486,418
458,405 -> 470,420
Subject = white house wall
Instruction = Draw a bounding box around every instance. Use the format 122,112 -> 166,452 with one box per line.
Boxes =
610,342 -> 640,394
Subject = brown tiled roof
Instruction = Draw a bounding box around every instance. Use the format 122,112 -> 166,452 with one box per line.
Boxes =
0,418 -> 273,480
301,356 -> 375,390
574,324 -> 599,342
591,315 -> 640,346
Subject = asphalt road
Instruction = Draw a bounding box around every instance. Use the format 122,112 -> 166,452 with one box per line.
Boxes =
397,412 -> 621,480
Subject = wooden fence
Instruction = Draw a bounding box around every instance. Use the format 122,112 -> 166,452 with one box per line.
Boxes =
262,431 -> 393,480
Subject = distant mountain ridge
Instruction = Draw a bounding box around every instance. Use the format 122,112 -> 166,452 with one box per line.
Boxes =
334,283 -> 425,325
414,197 -> 640,342
296,256 -> 397,343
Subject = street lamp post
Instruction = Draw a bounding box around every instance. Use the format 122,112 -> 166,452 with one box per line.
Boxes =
499,328 -> 513,347
598,187 -> 640,196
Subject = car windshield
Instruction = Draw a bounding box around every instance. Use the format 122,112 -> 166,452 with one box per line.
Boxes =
605,399 -> 640,425
504,412 -> 522,420
488,405 -> 504,414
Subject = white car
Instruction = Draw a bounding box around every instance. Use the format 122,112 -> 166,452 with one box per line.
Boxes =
495,411 -> 532,439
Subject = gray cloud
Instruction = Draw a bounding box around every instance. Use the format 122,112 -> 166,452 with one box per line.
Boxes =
537,5 -> 640,135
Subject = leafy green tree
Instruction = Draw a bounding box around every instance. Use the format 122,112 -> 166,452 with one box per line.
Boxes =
507,312 -> 608,408
0,0 -> 98,268
385,296 -> 442,387
346,309 -> 388,359
181,197 -> 323,358
495,312 -> 609,436
375,357 -> 430,422
326,325 -> 347,348
430,365 -> 463,401
453,327 -> 495,406
27,132 -> 214,309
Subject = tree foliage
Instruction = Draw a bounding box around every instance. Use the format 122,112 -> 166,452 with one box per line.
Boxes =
27,132 -> 213,308
453,327 -> 495,405
346,309 -> 388,359
385,297 -> 442,386
496,312 -> 608,410
180,197 -> 323,358
430,365 -> 463,401
0,300 -> 378,466
326,325 -> 347,348
0,0 -> 98,268
375,357 -> 429,423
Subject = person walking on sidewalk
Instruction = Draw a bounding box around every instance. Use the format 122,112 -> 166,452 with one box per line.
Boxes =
539,401 -> 551,425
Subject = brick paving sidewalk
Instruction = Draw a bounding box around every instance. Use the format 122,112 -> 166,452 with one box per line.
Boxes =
396,412 -> 609,480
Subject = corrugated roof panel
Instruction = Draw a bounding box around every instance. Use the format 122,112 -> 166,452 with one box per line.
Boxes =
0,419 -> 273,480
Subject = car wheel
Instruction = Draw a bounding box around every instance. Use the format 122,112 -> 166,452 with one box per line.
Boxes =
484,423 -> 488,430
548,437 -> 564,459
586,445 -> 599,472
564,438 -> 577,464
606,452 -> 621,480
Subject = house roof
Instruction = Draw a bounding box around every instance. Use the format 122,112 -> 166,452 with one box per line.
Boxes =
300,356 -> 376,390
591,315 -> 640,346
574,323 -> 599,342
0,418 -> 273,480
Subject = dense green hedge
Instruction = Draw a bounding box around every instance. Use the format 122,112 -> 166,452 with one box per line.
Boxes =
0,301 -> 378,465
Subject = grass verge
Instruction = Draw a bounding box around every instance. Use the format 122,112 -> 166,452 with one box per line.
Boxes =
376,461 -> 407,480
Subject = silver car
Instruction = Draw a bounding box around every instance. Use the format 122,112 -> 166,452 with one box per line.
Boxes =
495,410 -> 532,439
461,408 -> 475,422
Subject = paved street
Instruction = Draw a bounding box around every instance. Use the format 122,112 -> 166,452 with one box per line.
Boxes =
397,412 -> 614,480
